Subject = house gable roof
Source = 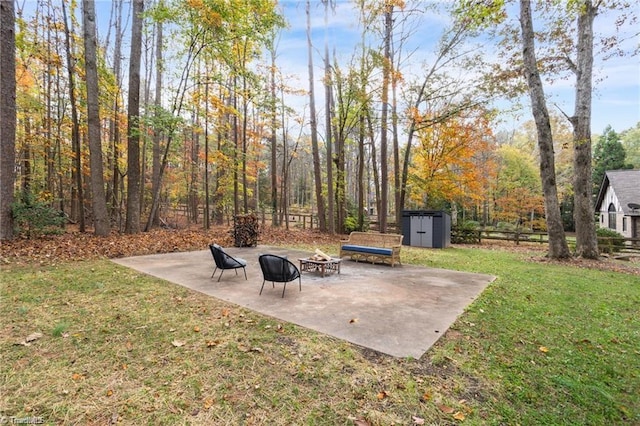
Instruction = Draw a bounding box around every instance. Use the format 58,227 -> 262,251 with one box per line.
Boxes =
595,169 -> 640,215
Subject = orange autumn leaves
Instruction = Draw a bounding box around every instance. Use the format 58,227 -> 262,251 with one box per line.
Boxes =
409,112 -> 496,209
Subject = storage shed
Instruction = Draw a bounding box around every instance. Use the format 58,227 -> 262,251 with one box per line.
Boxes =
401,210 -> 451,248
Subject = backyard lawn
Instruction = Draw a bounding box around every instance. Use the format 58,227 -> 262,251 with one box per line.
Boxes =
1,228 -> 638,425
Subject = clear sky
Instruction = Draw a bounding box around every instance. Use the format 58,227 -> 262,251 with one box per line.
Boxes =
275,0 -> 640,136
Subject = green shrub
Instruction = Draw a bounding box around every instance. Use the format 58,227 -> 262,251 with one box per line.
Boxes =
452,221 -> 480,244
596,227 -> 625,254
464,220 -> 480,229
343,215 -> 368,233
496,221 -> 517,232
12,192 -> 66,238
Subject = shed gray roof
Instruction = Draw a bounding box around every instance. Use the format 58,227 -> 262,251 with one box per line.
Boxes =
595,170 -> 640,216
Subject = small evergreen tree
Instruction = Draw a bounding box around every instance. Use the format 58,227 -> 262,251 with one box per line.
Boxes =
593,125 -> 634,195
12,192 -> 66,238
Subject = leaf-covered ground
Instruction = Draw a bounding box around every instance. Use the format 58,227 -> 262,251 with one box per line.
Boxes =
0,225 -> 342,266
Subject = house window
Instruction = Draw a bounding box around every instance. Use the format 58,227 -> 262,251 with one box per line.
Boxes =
623,217 -> 627,232
608,204 -> 616,230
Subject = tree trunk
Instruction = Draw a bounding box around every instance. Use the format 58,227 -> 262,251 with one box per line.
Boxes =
125,0 -> 143,234
232,76 -> 240,217
357,7 -> 368,231
324,1 -> 335,234
107,0 -> 124,228
306,0 -> 327,231
189,114 -> 199,223
334,99 -> 347,234
269,47 -> 279,227
242,73 -> 249,214
204,78 -> 210,229
20,124 -> 31,194
151,11 -> 163,227
45,8 -> 54,203
61,0 -> 85,231
358,113 -> 365,230
519,0 -> 570,259
281,131 -> 289,229
213,128 -> 224,225
367,111 -> 381,223
392,70 -> 401,230
571,0 -> 599,259
379,4 -> 392,233
0,0 -> 16,240
82,0 -> 110,236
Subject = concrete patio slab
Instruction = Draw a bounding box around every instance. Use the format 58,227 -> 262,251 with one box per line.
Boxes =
112,246 -> 496,358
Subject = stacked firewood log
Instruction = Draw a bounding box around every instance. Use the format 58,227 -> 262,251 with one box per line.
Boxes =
309,248 -> 332,261
232,213 -> 260,247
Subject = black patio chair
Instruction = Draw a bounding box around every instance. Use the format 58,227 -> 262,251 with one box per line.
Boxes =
258,254 -> 301,298
209,244 -> 248,282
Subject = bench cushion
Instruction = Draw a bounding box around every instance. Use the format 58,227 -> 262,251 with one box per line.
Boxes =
341,244 -> 393,256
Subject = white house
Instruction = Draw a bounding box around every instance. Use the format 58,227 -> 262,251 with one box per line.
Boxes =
594,170 -> 640,239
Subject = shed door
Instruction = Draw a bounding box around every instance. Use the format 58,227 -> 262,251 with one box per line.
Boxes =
411,215 -> 433,248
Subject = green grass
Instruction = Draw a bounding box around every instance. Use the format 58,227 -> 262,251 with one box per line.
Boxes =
1,246 -> 638,425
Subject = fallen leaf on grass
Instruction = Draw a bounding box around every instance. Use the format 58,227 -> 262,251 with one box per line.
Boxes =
203,398 -> 214,410
438,404 -> 455,414
377,390 -> 388,400
193,326 -> 200,332
453,411 -> 466,421
171,340 -> 186,347
539,346 -> 549,353
353,417 -> 371,426
412,416 -> 425,425
106,389 -> 113,397
420,391 -> 432,402
236,345 -> 263,354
